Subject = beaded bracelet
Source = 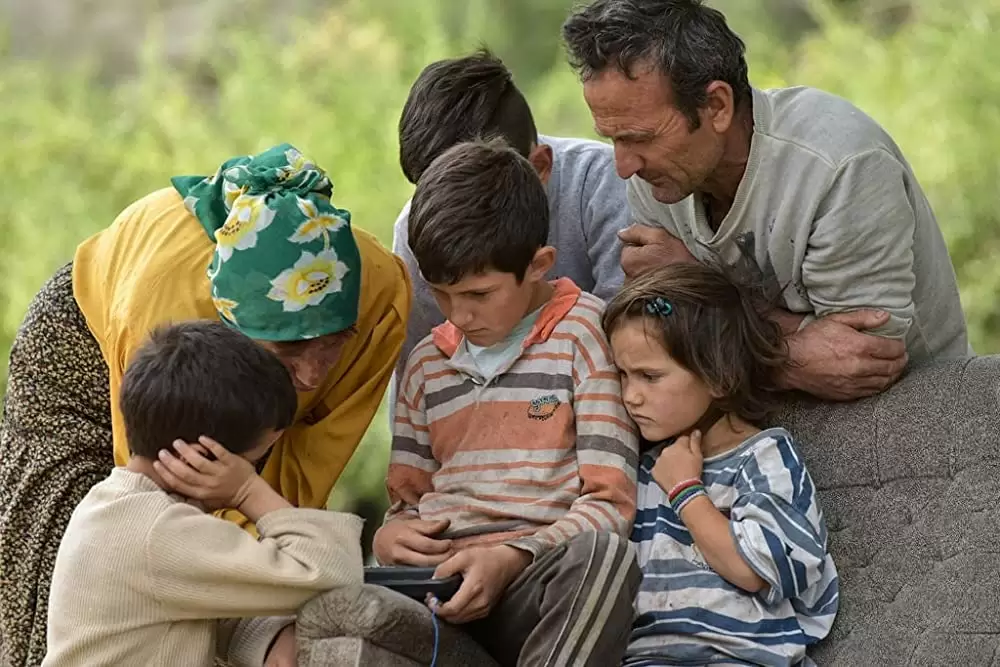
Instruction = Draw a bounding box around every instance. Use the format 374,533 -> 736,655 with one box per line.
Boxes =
667,478 -> 706,515
666,478 -> 702,500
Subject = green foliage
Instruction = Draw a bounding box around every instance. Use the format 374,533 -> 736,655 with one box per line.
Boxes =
1,0 -> 997,523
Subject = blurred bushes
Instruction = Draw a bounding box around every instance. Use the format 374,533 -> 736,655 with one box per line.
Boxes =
1,0 -> 997,529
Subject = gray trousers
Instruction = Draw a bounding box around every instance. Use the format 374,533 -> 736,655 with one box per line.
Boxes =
464,531 -> 641,667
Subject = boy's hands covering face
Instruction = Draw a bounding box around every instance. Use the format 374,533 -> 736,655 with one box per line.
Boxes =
429,545 -> 531,624
153,436 -> 257,511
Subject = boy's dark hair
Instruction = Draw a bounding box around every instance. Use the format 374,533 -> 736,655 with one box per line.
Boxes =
562,0 -> 752,130
602,263 -> 787,423
399,48 -> 539,184
120,320 -> 297,459
408,137 -> 549,286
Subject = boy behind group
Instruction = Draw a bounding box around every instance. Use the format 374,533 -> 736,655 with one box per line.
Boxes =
391,49 -> 631,384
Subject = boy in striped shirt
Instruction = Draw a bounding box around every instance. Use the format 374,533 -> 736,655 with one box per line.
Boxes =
373,138 -> 641,667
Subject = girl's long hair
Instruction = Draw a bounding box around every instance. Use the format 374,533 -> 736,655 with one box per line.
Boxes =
602,263 -> 788,424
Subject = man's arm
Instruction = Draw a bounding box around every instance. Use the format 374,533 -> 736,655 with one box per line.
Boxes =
769,309 -> 807,336
619,161 -> 911,401
802,149 -> 917,337
619,178 -> 699,278
774,149 -> 919,400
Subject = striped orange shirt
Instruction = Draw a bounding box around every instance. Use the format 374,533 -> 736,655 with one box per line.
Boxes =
387,279 -> 638,557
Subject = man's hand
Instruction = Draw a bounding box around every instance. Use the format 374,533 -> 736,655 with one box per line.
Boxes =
429,545 -> 531,624
373,519 -> 453,567
651,430 -> 704,492
782,310 -> 908,401
264,624 -> 296,667
619,224 -> 698,279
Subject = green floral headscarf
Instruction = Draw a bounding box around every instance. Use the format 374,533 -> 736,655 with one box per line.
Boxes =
171,143 -> 362,341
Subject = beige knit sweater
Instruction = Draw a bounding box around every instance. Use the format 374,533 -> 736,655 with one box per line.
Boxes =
44,468 -> 364,666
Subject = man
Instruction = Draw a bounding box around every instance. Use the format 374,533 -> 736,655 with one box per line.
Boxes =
562,0 -> 971,401
392,49 -> 629,375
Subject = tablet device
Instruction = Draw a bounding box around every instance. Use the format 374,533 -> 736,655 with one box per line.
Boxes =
364,566 -> 463,603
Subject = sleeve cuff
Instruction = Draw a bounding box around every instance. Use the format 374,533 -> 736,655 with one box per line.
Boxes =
224,616 -> 294,667
729,521 -> 783,606
504,537 -> 546,561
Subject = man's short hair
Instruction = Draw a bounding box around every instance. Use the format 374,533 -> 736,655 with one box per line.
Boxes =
398,48 -> 539,184
120,320 -> 297,459
562,0 -> 752,129
408,137 -> 549,285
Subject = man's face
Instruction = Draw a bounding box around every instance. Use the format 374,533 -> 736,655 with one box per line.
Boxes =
583,63 -> 726,204
257,331 -> 353,392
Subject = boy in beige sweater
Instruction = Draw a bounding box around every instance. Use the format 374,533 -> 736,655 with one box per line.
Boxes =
43,321 -> 364,667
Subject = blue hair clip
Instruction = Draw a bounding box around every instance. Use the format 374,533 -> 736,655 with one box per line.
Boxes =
644,296 -> 673,317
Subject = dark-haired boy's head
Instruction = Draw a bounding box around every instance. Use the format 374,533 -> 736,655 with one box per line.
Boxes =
408,138 -> 555,347
120,320 -> 297,461
399,49 -> 551,185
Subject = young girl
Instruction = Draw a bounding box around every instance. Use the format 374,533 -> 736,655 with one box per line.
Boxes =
603,264 -> 839,667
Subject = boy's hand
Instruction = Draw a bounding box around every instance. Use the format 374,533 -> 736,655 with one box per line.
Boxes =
153,436 -> 257,511
652,430 -> 704,492
373,519 -> 453,566
429,545 -> 531,624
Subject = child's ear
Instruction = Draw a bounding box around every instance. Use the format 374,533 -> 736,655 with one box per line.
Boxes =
528,143 -> 554,185
528,246 -> 556,281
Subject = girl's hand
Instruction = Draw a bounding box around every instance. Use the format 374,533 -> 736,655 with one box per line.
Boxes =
153,436 -> 257,511
652,430 -> 704,492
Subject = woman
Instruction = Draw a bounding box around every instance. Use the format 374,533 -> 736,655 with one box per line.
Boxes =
0,144 -> 410,666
